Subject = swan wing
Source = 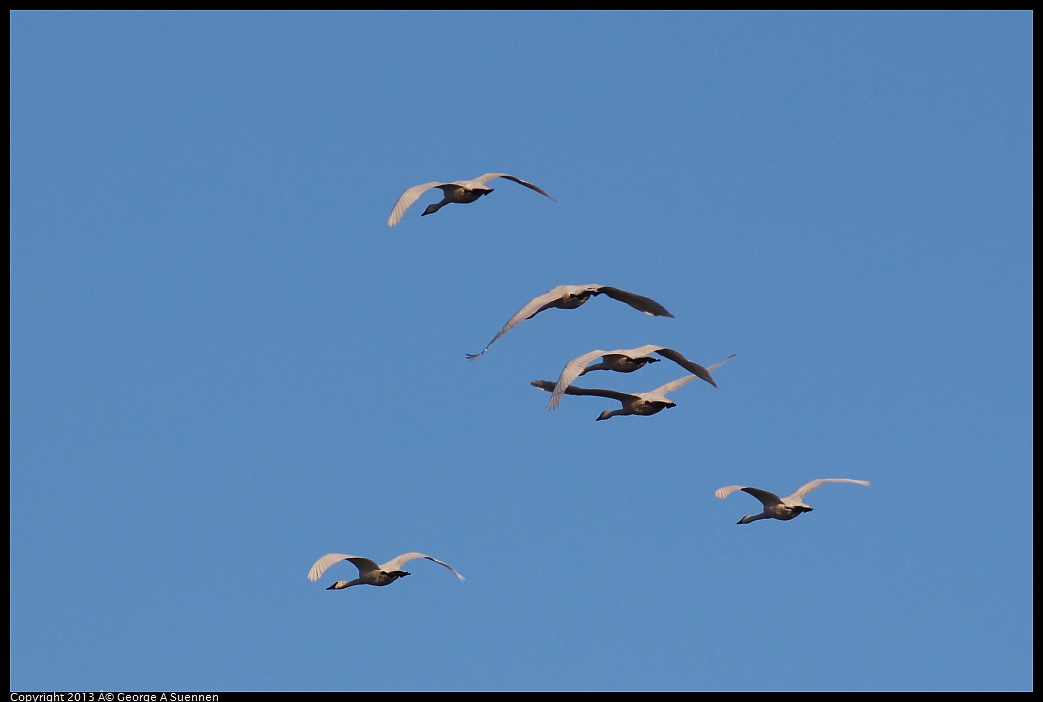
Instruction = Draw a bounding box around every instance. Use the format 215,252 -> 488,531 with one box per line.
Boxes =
381,552 -> 465,582
388,181 -> 443,227
479,173 -> 556,201
466,287 -> 569,359
531,379 -> 636,403
740,487 -> 784,508
308,553 -> 377,581
548,349 -> 613,409
714,485 -> 783,506
788,478 -> 871,502
705,353 -> 737,373
653,347 -> 719,387
647,374 -> 697,398
594,286 -> 674,318
714,485 -> 746,499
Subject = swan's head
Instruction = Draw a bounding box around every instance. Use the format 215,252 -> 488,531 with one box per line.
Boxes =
596,410 -> 616,421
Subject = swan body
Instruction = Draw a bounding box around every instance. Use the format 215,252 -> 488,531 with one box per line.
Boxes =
387,173 -> 554,226
546,346 -> 736,409
468,284 -> 674,359
308,552 -> 465,589
714,479 -> 871,524
531,373 -> 697,420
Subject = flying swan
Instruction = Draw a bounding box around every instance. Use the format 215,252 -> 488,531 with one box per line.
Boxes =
308,552 -> 465,589
545,346 -> 736,409
468,284 -> 674,359
531,373 -> 699,420
714,479 -> 871,524
387,173 -> 555,226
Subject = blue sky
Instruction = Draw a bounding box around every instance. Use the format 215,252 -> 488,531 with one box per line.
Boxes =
10,11 -> 1032,692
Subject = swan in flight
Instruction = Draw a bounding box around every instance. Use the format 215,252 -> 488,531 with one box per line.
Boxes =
714,479 -> 871,524
387,173 -> 555,226
545,346 -> 736,409
467,284 -> 674,359
531,373 -> 698,420
308,552 -> 465,589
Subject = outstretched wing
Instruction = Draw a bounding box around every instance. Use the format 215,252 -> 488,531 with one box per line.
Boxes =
714,485 -> 747,500
647,374 -> 697,398
788,478 -> 871,502
594,286 -> 674,318
547,349 -> 616,409
479,173 -> 556,201
308,553 -> 378,582
381,552 -> 466,582
704,353 -> 737,374
532,379 -> 637,404
715,485 -> 783,507
388,181 -> 443,227
653,347 -> 721,387
740,487 -> 784,507
466,287 -> 569,360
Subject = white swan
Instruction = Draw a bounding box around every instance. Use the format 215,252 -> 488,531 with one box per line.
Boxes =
531,373 -> 698,420
714,479 -> 871,524
546,346 -> 737,409
467,284 -> 674,359
387,173 -> 555,226
308,552 -> 465,589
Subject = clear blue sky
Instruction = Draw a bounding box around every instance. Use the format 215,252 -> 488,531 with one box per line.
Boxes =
10,11 -> 1032,692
